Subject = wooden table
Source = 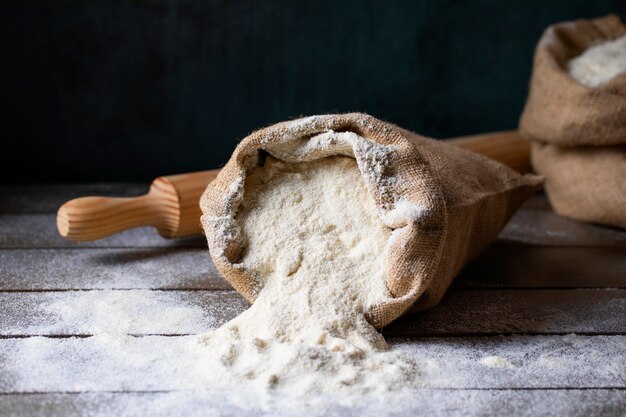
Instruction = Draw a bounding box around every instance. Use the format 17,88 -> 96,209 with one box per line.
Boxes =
0,184 -> 625,416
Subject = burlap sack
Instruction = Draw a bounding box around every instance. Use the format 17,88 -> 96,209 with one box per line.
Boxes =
201,113 -> 541,328
520,15 -> 626,229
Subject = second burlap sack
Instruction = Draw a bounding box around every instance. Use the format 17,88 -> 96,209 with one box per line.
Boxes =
201,113 -> 541,328
520,15 -> 626,229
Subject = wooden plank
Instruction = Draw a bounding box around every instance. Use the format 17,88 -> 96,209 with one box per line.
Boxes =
384,289 -> 626,337
0,214 -> 206,248
499,205 -> 626,247
0,183 -> 148,214
0,249 -> 229,291
0,291 -> 247,336
0,335 -> 623,392
456,247 -> 626,289
2,218 -> 625,290
0,389 -> 624,417
1,247 -> 623,291
2,192 -> 625,248
1,289 -> 623,336
0,247 -> 623,291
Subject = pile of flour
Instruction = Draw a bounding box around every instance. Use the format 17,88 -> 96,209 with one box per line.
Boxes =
567,35 -> 626,87
4,153 -> 423,410
196,155 -> 419,405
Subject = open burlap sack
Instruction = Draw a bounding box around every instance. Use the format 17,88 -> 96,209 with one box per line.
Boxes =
520,15 -> 626,229
201,113 -> 541,328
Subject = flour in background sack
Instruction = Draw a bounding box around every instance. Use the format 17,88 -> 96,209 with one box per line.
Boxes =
567,35 -> 626,87
195,155 -> 420,406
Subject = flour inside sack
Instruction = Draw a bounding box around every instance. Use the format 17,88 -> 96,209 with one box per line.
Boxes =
567,35 -> 626,87
195,154 -> 421,405
192,112 -> 543,410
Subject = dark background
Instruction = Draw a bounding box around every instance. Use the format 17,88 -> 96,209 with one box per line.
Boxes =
1,0 -> 624,182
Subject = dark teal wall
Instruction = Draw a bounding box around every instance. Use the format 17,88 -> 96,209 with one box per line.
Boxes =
1,0 -> 624,181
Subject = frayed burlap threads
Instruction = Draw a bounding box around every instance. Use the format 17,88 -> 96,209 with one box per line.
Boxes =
201,114 -> 541,327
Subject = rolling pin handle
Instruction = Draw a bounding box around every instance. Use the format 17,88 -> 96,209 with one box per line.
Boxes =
56,194 -> 163,242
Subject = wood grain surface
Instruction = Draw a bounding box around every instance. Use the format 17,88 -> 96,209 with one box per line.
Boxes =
0,184 -> 625,416
1,335 -> 624,392
1,389 -> 624,417
0,289 -> 623,337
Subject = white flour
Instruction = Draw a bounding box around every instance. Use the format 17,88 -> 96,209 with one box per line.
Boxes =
196,155 -> 420,405
480,356 -> 514,369
567,35 -> 626,87
3,151 -> 426,411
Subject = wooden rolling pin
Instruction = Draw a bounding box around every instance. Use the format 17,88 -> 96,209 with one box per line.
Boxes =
57,130 -> 530,241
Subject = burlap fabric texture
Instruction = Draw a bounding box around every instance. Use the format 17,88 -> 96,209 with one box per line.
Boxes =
201,113 -> 542,328
520,15 -> 626,229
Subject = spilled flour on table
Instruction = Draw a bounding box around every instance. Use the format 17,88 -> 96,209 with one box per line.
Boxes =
195,155 -> 420,406
2,155 -> 425,412
3,154 -> 570,415
480,356 -> 514,369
